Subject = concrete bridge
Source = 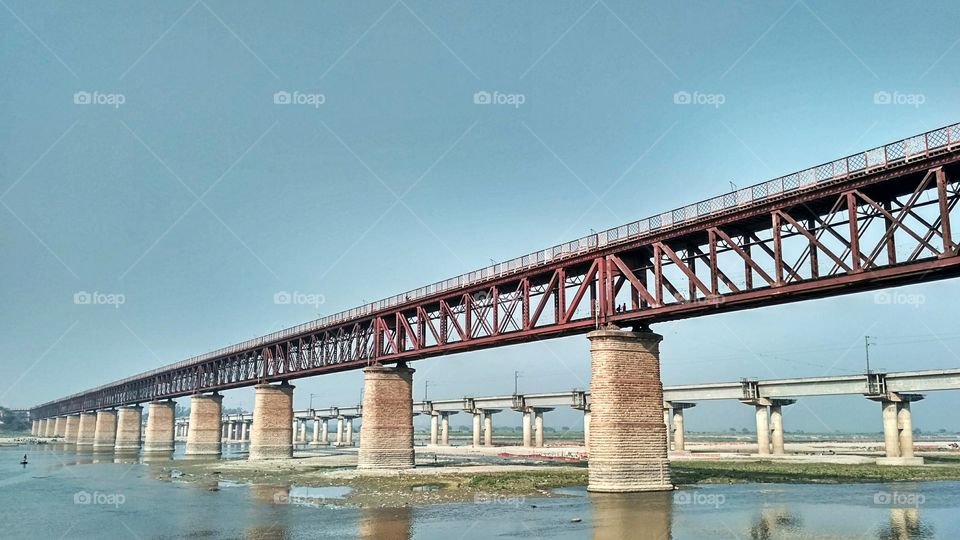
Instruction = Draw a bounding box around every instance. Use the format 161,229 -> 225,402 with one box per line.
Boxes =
28,122 -> 960,492
41,367 -> 960,468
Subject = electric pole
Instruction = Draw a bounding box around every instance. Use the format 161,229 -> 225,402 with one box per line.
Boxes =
864,336 -> 876,374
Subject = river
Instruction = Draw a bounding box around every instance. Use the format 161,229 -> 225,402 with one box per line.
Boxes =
1,443 -> 956,539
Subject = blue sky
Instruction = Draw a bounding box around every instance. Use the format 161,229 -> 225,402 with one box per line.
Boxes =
2,1 -> 959,433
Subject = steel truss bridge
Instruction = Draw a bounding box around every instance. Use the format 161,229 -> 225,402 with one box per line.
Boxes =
32,122 -> 960,418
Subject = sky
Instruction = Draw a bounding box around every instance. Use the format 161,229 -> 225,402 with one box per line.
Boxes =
2,0 -> 959,434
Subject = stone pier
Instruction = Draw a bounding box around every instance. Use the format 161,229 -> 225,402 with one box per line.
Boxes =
76,412 -> 98,450
143,401 -> 176,454
874,394 -> 924,465
92,410 -> 118,453
64,414 -> 80,444
587,326 -> 671,493
357,362 -> 415,469
114,406 -> 143,454
55,416 -> 67,437
249,383 -> 295,460
185,393 -> 223,457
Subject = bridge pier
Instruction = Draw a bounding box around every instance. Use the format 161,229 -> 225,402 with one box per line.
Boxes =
345,417 -> 355,446
92,410 -> 118,453
76,412 -> 97,450
666,402 -> 695,452
64,414 -> 80,444
875,394 -> 924,465
429,413 -> 440,445
587,326 -> 672,493
55,415 -> 67,437
357,362 -> 415,469
583,409 -> 591,450
335,416 -> 345,445
250,383 -> 295,460
471,412 -> 482,446
297,419 -> 307,444
185,393 -> 223,457
482,409 -> 500,446
440,412 -> 453,445
144,401 -> 176,455
320,418 -> 330,445
743,398 -> 794,455
114,405 -> 143,454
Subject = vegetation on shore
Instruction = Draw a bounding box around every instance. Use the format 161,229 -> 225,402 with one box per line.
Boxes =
671,459 -> 960,484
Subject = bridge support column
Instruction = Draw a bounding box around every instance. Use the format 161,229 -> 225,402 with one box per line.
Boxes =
144,401 -> 176,454
312,418 -> 321,445
298,419 -> 307,444
522,411 -> 533,447
240,420 -> 249,442
64,414 -> 80,444
185,393 -> 223,457
483,412 -> 494,446
666,402 -> 696,453
250,383 -> 295,460
534,409 -> 551,447
345,417 -> 355,446
587,326 -> 671,493
357,362 -> 415,469
76,412 -> 97,450
335,417 -> 344,445
320,418 -> 329,444
429,413 -> 439,445
92,410 -> 118,453
55,416 -> 67,437
114,406 -> 143,454
755,405 -> 771,455
583,410 -> 591,450
875,394 -> 924,465
472,412 -> 481,446
221,422 -> 229,441
440,413 -> 451,445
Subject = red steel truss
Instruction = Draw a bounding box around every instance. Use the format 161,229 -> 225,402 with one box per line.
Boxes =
33,123 -> 960,417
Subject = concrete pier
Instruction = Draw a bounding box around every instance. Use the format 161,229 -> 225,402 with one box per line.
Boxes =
583,409 -> 591,450
114,405 -> 143,454
357,362 -> 415,469
64,414 -> 80,444
429,413 -> 439,445
345,417 -> 354,446
483,411 -> 494,446
249,383 -> 295,460
55,416 -> 67,437
312,418 -> 321,445
335,417 -> 344,446
755,405 -> 771,455
770,404 -> 785,455
92,410 -> 118,453
440,412 -> 452,445
587,326 -> 671,493
534,409 -> 549,447
876,394 -> 924,465
185,393 -> 223,457
522,410 -> 533,447
143,401 -> 176,454
320,418 -> 330,444
76,412 -> 97,450
471,412 -> 481,446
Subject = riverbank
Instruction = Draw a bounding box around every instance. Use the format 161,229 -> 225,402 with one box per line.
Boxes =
148,452 -> 960,506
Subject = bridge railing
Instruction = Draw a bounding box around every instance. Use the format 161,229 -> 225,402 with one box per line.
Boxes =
37,122 -> 960,408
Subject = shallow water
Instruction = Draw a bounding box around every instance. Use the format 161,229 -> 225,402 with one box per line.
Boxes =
2,444 -> 957,539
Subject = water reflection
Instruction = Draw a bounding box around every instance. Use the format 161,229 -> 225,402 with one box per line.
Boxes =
589,491 -> 673,540
749,506 -> 801,540
357,506 -> 413,540
880,507 -> 934,540
246,484 -> 290,540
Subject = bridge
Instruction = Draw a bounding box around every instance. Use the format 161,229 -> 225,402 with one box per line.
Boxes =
29,122 -> 960,491
160,367 -> 958,464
